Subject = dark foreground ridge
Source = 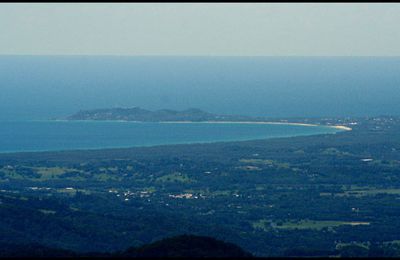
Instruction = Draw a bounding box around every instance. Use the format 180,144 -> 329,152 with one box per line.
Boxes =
66,107 -> 258,122
0,235 -> 252,258
120,234 -> 252,258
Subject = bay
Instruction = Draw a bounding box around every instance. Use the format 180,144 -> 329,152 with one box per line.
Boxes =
0,120 -> 341,153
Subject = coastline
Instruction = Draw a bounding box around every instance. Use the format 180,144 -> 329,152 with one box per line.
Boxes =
60,119 -> 352,131
329,125 -> 352,131
153,120 -> 352,131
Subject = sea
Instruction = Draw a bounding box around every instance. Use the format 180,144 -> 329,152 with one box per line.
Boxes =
0,56 -> 400,121
0,121 -> 340,153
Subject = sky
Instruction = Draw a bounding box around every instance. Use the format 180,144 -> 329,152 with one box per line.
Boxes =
0,3 -> 400,56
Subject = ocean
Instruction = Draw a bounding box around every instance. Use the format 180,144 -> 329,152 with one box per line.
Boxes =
0,56 -> 399,121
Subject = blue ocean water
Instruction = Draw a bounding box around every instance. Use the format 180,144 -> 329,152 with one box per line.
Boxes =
0,56 -> 399,120
0,121 -> 339,153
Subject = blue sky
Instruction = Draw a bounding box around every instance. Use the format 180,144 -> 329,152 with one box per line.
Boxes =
0,3 -> 399,56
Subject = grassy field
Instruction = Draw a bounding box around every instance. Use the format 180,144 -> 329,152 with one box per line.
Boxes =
319,185 -> 400,197
253,219 -> 370,231
156,172 -> 194,183
239,158 -> 291,169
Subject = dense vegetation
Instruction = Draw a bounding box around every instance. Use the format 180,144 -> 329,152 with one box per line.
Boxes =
1,116 -> 400,257
0,235 -> 250,258
121,235 -> 252,258
66,107 -> 256,122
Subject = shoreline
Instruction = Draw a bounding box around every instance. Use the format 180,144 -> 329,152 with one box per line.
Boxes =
329,125 -> 352,131
158,120 -> 352,131
59,119 -> 352,131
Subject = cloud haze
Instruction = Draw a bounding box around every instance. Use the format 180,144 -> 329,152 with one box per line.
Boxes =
0,3 -> 399,56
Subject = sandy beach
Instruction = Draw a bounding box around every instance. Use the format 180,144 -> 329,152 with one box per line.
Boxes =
62,119 -> 352,131
159,120 -> 352,131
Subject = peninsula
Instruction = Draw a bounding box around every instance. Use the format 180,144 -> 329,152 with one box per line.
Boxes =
65,107 -> 352,131
66,107 -> 261,122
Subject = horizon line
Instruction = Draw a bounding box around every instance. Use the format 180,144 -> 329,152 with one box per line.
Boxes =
1,54 -> 400,58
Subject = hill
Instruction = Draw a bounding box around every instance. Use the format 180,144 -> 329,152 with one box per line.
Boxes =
66,107 -> 256,122
0,242 -> 77,258
121,234 -> 252,258
0,235 -> 251,258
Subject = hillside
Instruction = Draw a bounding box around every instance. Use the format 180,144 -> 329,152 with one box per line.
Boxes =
0,235 -> 251,258
121,235 -> 252,258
